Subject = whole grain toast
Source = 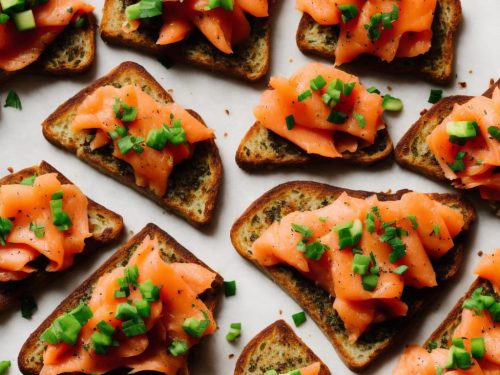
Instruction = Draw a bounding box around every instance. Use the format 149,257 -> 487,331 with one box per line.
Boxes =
18,223 -> 224,375
42,61 -> 223,226
230,181 -> 476,371
234,320 -> 331,375
100,0 -> 273,82
0,161 -> 123,311
0,13 -> 96,83
235,122 -> 393,170
395,79 -> 500,217
296,0 -> 462,83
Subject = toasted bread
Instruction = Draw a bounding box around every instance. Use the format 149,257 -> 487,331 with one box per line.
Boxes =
42,61 -> 223,226
18,223 -> 224,375
395,79 -> 500,217
296,0 -> 462,83
235,123 -> 393,170
0,14 -> 96,83
100,0 -> 273,82
0,161 -> 123,311
234,320 -> 331,375
230,181 -> 476,371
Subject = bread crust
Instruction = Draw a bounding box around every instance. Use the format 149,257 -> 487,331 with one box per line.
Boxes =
230,181 -> 476,371
18,223 -> 224,375
234,320 -> 331,375
42,61 -> 223,226
0,161 -> 124,311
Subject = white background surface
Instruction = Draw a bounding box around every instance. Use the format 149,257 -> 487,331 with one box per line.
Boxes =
1,1 -> 500,374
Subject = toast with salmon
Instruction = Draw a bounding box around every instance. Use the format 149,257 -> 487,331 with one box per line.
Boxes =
296,0 -> 462,83
18,223 -> 224,375
395,79 -> 500,217
100,0 -> 273,82
234,320 -> 331,375
230,181 -> 475,371
42,61 -> 222,226
0,161 -> 123,311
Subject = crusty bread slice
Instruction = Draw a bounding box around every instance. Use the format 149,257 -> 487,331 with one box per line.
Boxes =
395,79 -> 500,217
230,181 -> 476,371
42,61 -> 223,226
100,0 -> 273,82
296,0 -> 462,83
234,320 -> 331,375
0,161 -> 123,311
236,123 -> 393,170
0,13 -> 96,83
18,223 -> 224,375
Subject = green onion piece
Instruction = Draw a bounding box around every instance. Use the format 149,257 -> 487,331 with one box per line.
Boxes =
0,217 -> 13,245
285,114 -> 295,130
342,82 -> 356,96
361,273 -> 379,291
388,237 -> 406,263
117,135 -> 144,155
333,219 -> 362,250
113,98 -> 138,122
291,311 -> 306,327
125,0 -> 162,20
367,86 -> 380,94
488,302 -> 500,321
471,337 -> 485,360
382,95 -> 403,111
433,224 -> 440,237
353,112 -> 365,128
115,302 -> 138,320
447,121 -> 479,144
0,361 -> 10,375
125,265 -> 139,286
139,280 -> 161,302
29,222 -> 45,238
226,322 -> 241,342
20,175 -> 36,186
21,296 -> 37,319
319,217 -> 327,222
365,212 -> 376,233
220,0 -> 233,11
298,89 -> 312,102
4,90 -> 21,110
69,304 -> 93,325
291,223 -> 313,238
91,331 -> 112,354
136,300 -> 151,318
407,215 -> 418,230
0,14 -> 10,24
74,16 -> 85,28
452,337 -> 464,348
310,75 -> 327,91
52,314 -> 83,345
40,326 -> 59,344
448,151 -> 466,173
206,0 -> 220,9
427,341 -> 438,352
169,340 -> 188,356
428,89 -> 443,104
122,317 -> 147,337
108,126 -> 128,140
49,194 -> 72,231
393,265 -> 409,275
338,3 -> 358,23
224,280 -> 237,297
182,314 -> 210,338
352,247 -> 363,254
116,277 -> 130,298
301,241 -> 329,261
487,126 -> 500,141
327,111 -> 347,124
352,254 -> 370,275
97,320 -> 115,337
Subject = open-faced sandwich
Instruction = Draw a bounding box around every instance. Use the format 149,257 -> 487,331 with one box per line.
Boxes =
42,61 -> 222,226
18,223 -> 223,375
236,62 -> 397,170
296,0 -> 462,83
234,320 -> 330,375
100,0 -> 272,81
396,79 -> 500,217
0,161 -> 123,311
0,0 -> 96,82
393,248 -> 500,374
231,181 -> 476,370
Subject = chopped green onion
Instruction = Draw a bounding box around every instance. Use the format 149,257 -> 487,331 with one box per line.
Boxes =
220,0 -> 233,10
361,273 -> 379,291
122,317 -> 147,337
428,89 -> 443,104
226,322 -> 241,342
29,222 -> 45,238
169,340 -> 188,356
300,241 -> 329,261
298,90 -> 312,102
0,217 -> 13,246
125,265 -> 139,286
20,175 -> 36,186
353,112 -> 365,128
285,114 -> 295,130
91,331 -> 113,354
51,314 -> 84,345
334,219 -> 362,250
108,126 -> 128,140
448,151 -> 466,173
68,304 -> 93,326
97,320 -> 115,337
291,223 -> 313,238
224,280 -> 237,297
49,193 -> 72,231
342,82 -> 356,96
74,16 -> 85,28
113,98 -> 138,122
445,345 -> 471,370
310,75 -> 327,91
427,341 -> 438,352
352,254 -> 370,275
452,337 -> 464,348
125,0 -> 162,20
139,280 -> 160,302
0,14 -> 9,24
291,311 -> 306,327
136,300 -> 151,318
382,95 -> 403,112
393,265 -> 409,275
447,121 -> 479,144
21,296 -> 37,319
115,302 -> 138,320
489,302 -> 500,321
407,215 -> 418,230
488,126 -> 500,141
146,119 -> 187,150
327,111 -> 347,124
433,224 -> 440,237
0,361 -> 10,375
4,90 -> 21,110
182,313 -> 210,338
367,86 -> 380,94
117,135 -> 144,155
338,4 -> 358,23
471,337 -> 485,360
365,212 -> 376,233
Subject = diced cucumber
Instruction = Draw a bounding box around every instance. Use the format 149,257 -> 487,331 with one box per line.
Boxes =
0,0 -> 24,14
13,9 -> 36,31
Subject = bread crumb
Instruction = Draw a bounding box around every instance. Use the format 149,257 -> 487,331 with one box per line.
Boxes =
420,109 -> 428,116
129,230 -> 134,236
458,81 -> 467,89
279,309 -> 283,315
224,132 -> 228,138
225,109 -> 230,115
7,167 -> 13,173
387,85 -> 392,91
289,58 -> 293,63
468,70 -> 473,74
229,354 -> 235,359
167,89 -> 174,94
478,250 -> 483,257
490,78 -> 495,87
386,188 -> 392,194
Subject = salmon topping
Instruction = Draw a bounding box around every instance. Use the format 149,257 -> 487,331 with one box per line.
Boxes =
40,235 -> 217,375
254,63 -> 385,158
296,0 -> 437,65
427,88 -> 500,201
71,84 -> 214,197
123,0 -> 268,54
393,249 -> 500,374
0,173 -> 91,282
251,192 -> 464,342
0,0 -> 94,72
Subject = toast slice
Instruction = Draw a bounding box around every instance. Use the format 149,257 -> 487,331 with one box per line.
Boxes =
230,181 -> 476,371
236,123 -> 393,170
100,0 -> 273,82
0,161 -> 123,311
42,61 -> 223,226
395,79 -> 500,217
18,223 -> 224,375
0,13 -> 96,83
234,320 -> 331,375
296,0 -> 462,83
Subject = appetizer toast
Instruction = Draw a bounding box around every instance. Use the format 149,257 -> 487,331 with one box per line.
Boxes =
42,61 -> 222,226
230,181 -> 475,371
0,161 -> 123,311
296,0 -> 462,83
234,320 -> 331,375
100,0 -> 273,82
395,79 -> 500,216
18,223 -> 224,375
